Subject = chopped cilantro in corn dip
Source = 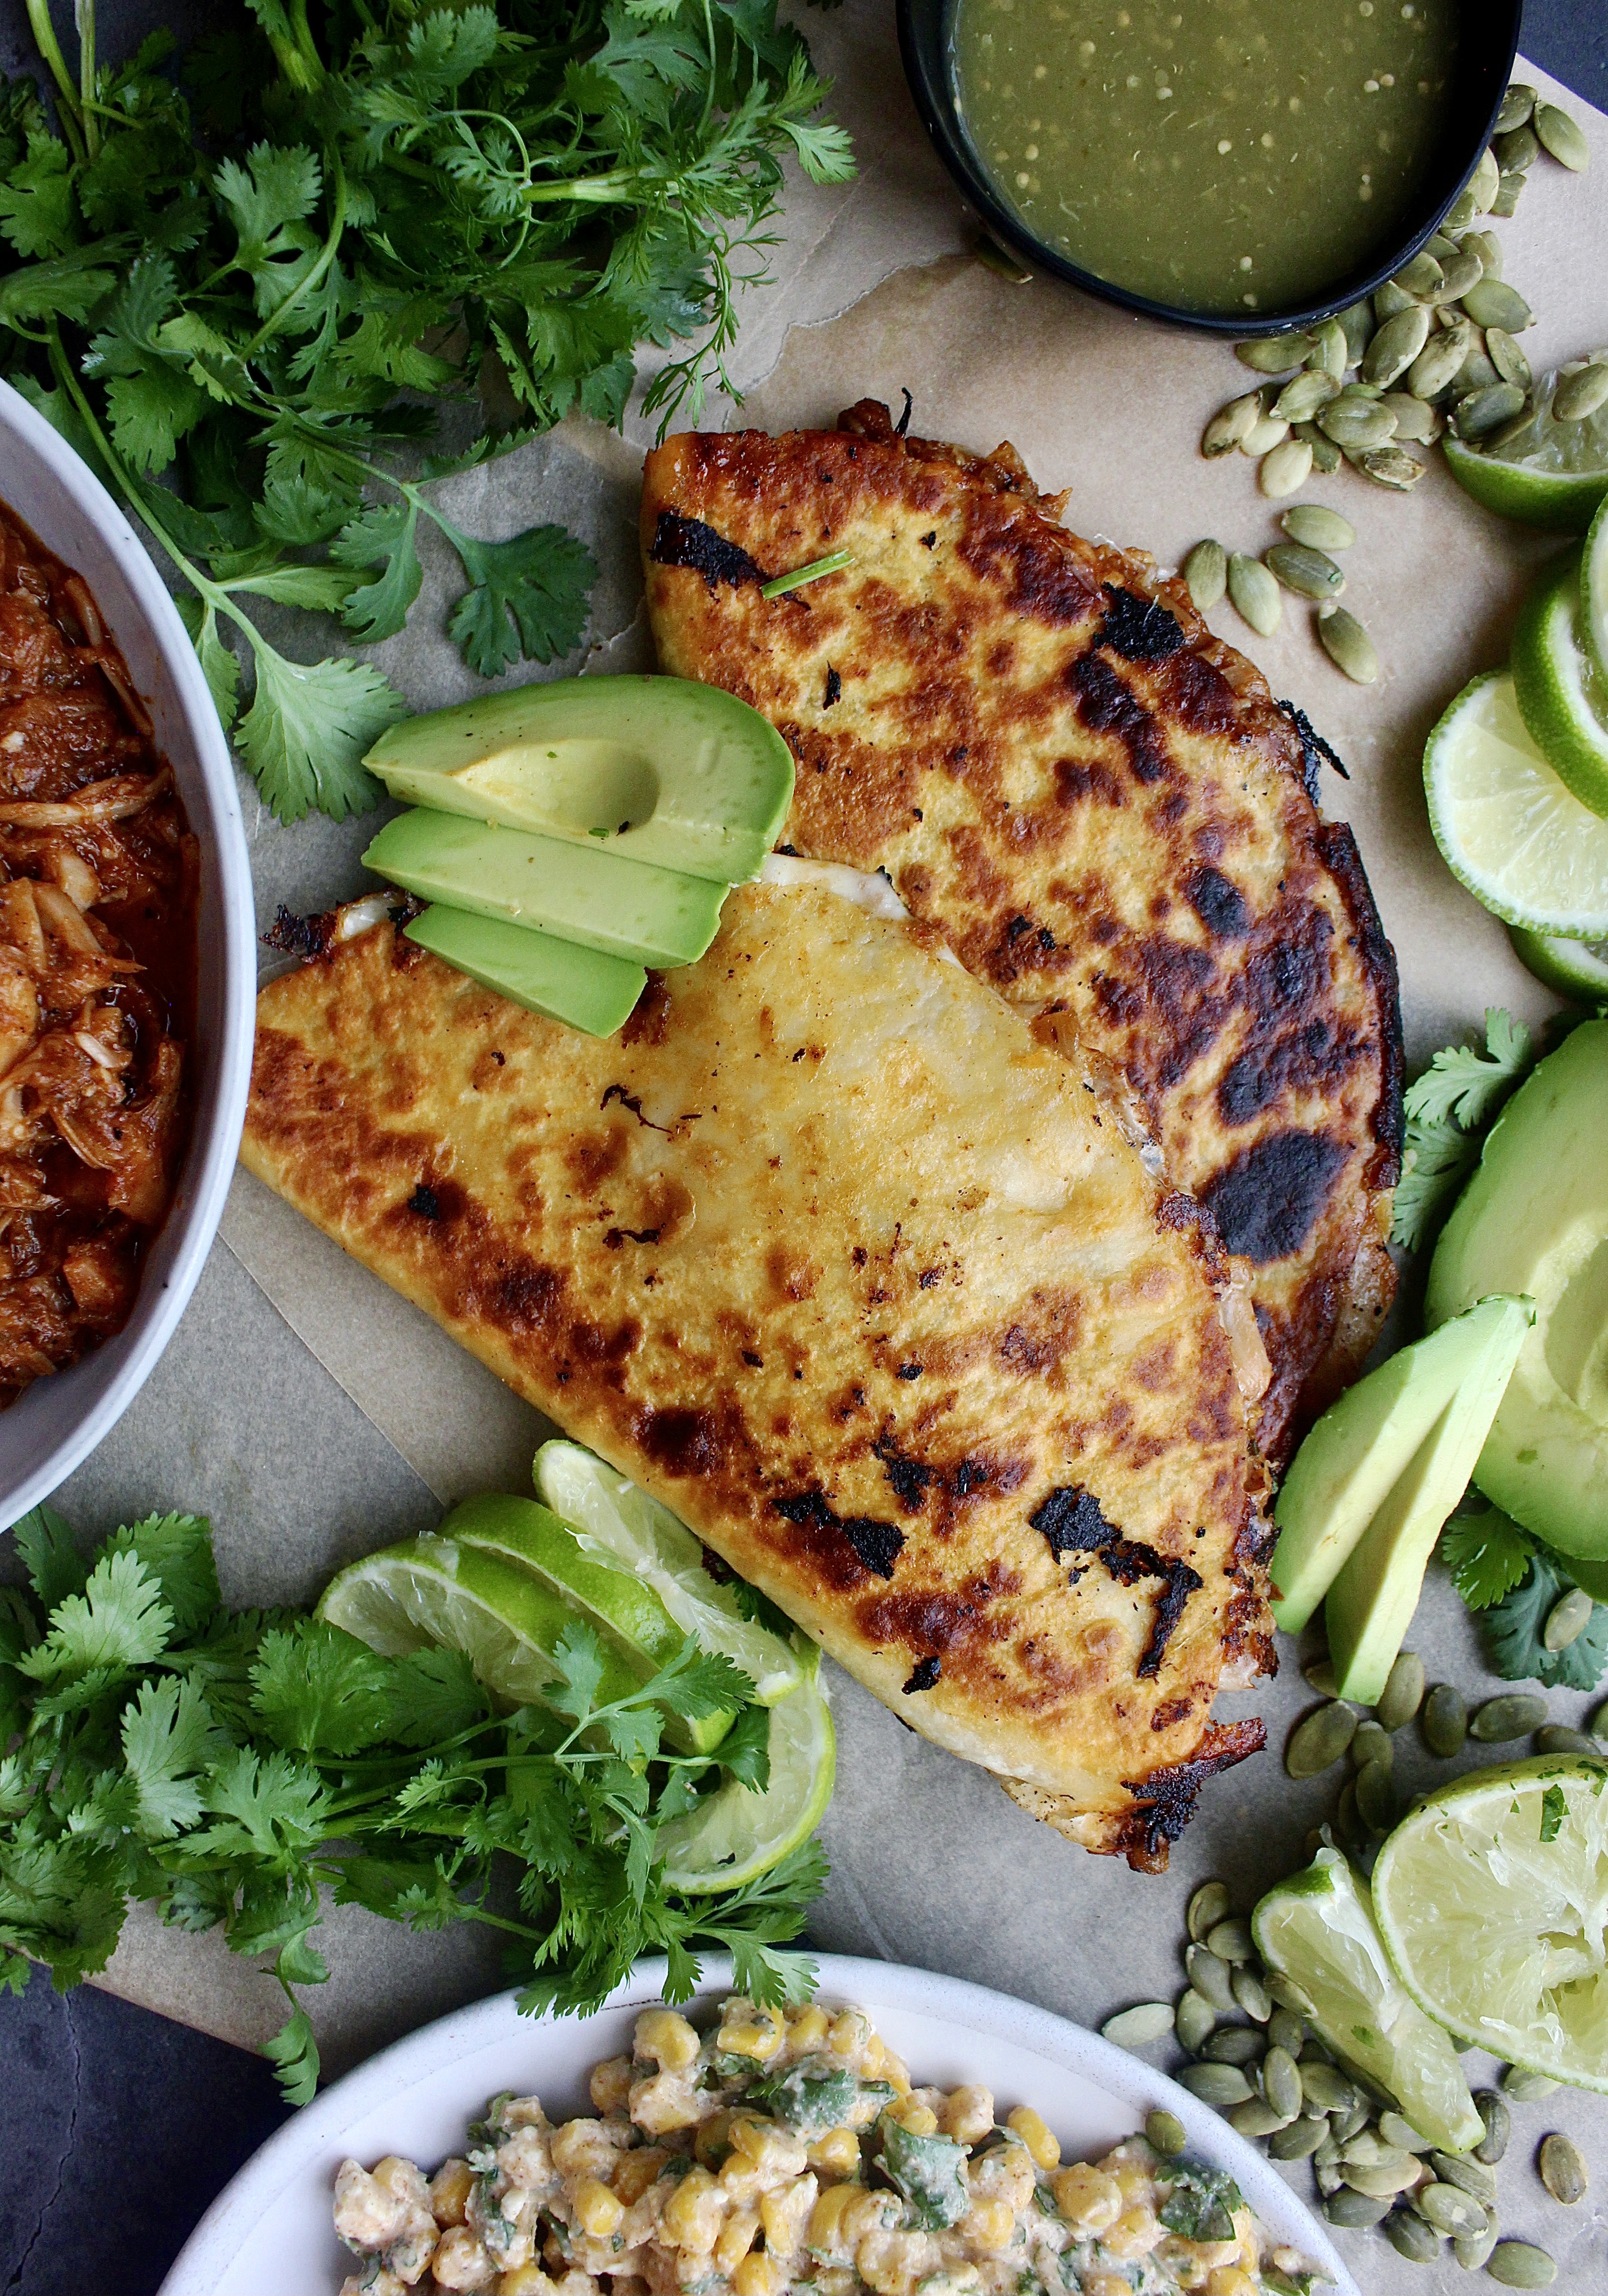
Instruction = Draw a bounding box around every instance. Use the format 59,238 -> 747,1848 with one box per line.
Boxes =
332,1999 -> 1317,2296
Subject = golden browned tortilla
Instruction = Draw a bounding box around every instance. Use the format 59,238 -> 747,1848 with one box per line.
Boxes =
641,403 -> 1405,1457
243,877 -> 1271,1867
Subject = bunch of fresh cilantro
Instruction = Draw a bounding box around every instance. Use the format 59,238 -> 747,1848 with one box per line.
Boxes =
0,0 -> 851,820
0,1504 -> 824,2103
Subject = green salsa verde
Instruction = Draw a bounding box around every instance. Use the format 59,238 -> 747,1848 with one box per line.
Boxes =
950,0 -> 1461,314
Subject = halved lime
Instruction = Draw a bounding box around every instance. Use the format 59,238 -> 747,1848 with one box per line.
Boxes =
1424,672 -> 1608,938
657,1669 -> 834,1895
1443,373 -> 1608,534
1512,547 -> 1608,818
534,1440 -> 803,1705
318,1535 -> 643,1710
1373,1755 -> 1608,2095
1252,1848 -> 1484,2151
444,1491 -> 733,1754
1586,490 -> 1608,682
1509,924 -> 1608,1005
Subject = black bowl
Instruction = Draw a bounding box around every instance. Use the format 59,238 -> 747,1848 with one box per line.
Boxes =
897,0 -> 1523,334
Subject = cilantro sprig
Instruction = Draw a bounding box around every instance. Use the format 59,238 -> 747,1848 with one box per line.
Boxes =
1390,1008 -> 1534,1252
0,1 -> 852,820
0,1504 -> 825,2104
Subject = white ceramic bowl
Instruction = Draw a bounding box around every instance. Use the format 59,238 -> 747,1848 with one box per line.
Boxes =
159,1954 -> 1357,2296
0,378 -> 255,1520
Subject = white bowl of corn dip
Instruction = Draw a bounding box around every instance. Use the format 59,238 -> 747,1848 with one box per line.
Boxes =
157,1960 -> 1353,2296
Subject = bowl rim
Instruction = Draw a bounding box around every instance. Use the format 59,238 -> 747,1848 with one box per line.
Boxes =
896,0 -> 1524,334
156,1952 -> 1361,2296
0,375 -> 256,1519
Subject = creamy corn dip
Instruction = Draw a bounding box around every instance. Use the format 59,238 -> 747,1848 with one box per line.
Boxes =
950,0 -> 1459,313
332,1997 -> 1320,2296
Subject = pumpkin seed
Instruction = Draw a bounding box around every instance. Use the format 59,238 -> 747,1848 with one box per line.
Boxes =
1267,2008 -> 1305,2058
1351,1717 -> 1393,1768
1318,604 -> 1379,684
1281,504 -> 1354,552
1385,2209 -> 1442,2263
1273,369 -> 1340,423
1185,1941 -> 1239,2012
1202,2025 -> 1265,2067
1187,1879 -> 1231,1942
1338,299 -> 1374,365
1335,2098 -> 1373,2144
1344,2160 -> 1423,2200
1538,2132 -> 1587,2204
1372,278 -> 1419,321
1355,1759 -> 1396,1834
1535,1724 -> 1598,1756
1326,2191 -> 1391,2229
1415,2183 -> 1489,2239
1485,2242 -> 1558,2288
1177,2061 -> 1253,2107
1319,400 -> 1398,450
1259,437 -> 1313,498
1380,393 -> 1441,445
1236,333 -> 1315,374
1543,1586 -> 1595,1650
1301,1653 -> 1340,1694
1431,2151 -> 1497,2205
1205,1916 -> 1254,1965
1266,543 -> 1344,600
1408,324 -> 1474,401
1454,2221 -> 1500,2271
1262,2048 -> 1304,2122
1443,185 -> 1479,229
1298,2060 -> 1359,2114
1339,2127 -> 1394,2170
1423,1683 -> 1467,1757
1362,305 -> 1432,387
1379,2111 -> 1433,2153
1229,2097 -> 1294,2138
1310,317 -> 1349,379
1425,230 -> 1459,261
1494,84 -> 1536,135
1184,539 -> 1227,613
1336,377 -> 1383,400
1493,123 -> 1541,174
1452,345 -> 1502,397
1101,2000 -> 1176,2048
1490,171 -> 1525,218
1267,1972 -> 1314,2017
1240,413 -> 1291,456
1486,399 -> 1538,453
1435,249 -> 1485,304
1453,382 -> 1527,440
1376,1650 -> 1426,1732
1291,422 -> 1342,475
1175,1987 -> 1216,2053
1472,1692 -> 1549,1741
1462,278 -> 1533,332
1269,2117 -> 1329,2160
1501,2066 -> 1560,2101
1463,228 -> 1503,279
1201,393 -> 1262,456
1315,2160 -> 1342,2197
1472,2090 -> 1510,2165
1231,1964 -> 1271,2023
1483,327 -> 1531,391
1534,102 -> 1589,173
1144,2109 -> 1187,2157
1286,1700 -> 1357,1777
1553,364 -> 1608,423
1470,144 -> 1504,209
1393,251 -> 1444,301
1228,552 -> 1281,638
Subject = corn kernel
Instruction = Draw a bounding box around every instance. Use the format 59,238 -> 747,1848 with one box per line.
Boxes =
719,2005 -> 785,2061
829,2011 -> 869,2060
1005,2107 -> 1060,2171
760,2179 -> 816,2253
880,2049 -> 911,2097
590,2056 -> 634,2112
728,2115 -> 775,2165
430,2158 -> 476,2228
789,2005 -> 830,2050
1051,2164 -> 1123,2236
1084,2279 -> 1132,2296
1113,2163 -> 1151,2205
1104,2204 -> 1162,2261
938,2086 -> 995,2145
886,2099 -> 939,2136
718,2157 -> 761,2204
1205,2274 -> 1258,2296
432,2228 -> 497,2291
962,2199 -> 1015,2250
807,2181 -> 858,2254
734,2255 -> 779,2296
613,2149 -> 667,2206
663,2166 -> 721,2252
574,2179 -> 624,2240
635,2008 -> 702,2071
715,2208 -> 761,2273
498,2271 -> 552,2296
806,2127 -> 861,2178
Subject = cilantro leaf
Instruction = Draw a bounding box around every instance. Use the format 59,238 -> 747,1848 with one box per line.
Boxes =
1540,1783 -> 1568,1844
11,1503 -> 86,1611
249,1619 -> 400,1755
332,499 -> 424,643
193,1747 -> 332,1862
234,644 -> 403,822
1157,2162 -> 1244,2243
15,1551 -> 174,1685
388,1646 -> 491,1746
106,1513 -> 219,1637
122,1676 -> 225,1840
547,1621 -> 607,1725
1484,1550 -> 1608,1691
711,1699 -> 772,1792
879,2117 -> 969,2228
1441,1507 -> 1535,1611
440,519 -> 596,679
177,598 -> 242,732
0,128 -> 76,258
1393,1010 -> 1537,1250
262,2002 -> 321,2105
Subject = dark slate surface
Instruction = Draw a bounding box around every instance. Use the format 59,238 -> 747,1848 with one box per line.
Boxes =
0,4 -> 1604,2293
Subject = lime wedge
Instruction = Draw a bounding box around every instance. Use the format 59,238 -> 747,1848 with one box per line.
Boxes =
443,1492 -> 732,1754
657,1669 -> 834,1895
1373,1755 -> 1608,2095
318,1535 -> 642,1710
1444,372 -> 1608,534
534,1441 -> 803,1705
1586,490 -> 1608,682
1424,672 -> 1608,938
1512,547 -> 1608,818
1509,924 -> 1608,1004
1252,1849 -> 1484,2151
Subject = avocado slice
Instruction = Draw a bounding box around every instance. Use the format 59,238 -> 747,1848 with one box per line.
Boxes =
365,809 -> 728,969
363,675 -> 795,884
1426,1019 -> 1608,1560
404,906 -> 645,1036
1325,1295 -> 1533,1702
1270,1294 -> 1531,1632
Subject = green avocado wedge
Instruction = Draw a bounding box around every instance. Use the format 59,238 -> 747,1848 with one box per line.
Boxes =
1427,1018 -> 1608,1559
404,905 -> 645,1036
1270,1295 -> 1532,1634
364,675 -> 795,884
365,808 -> 728,968
1325,1296 -> 1533,1704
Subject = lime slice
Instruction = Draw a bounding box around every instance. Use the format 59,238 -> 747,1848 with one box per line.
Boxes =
534,1440 -> 803,1705
1587,491 -> 1608,683
1253,1848 -> 1484,2151
1373,1755 -> 1608,2095
443,1492 -> 732,1754
1509,924 -> 1608,1004
1444,373 -> 1608,534
1424,672 -> 1608,938
1512,547 -> 1608,818
656,1669 -> 834,1894
318,1535 -> 643,1710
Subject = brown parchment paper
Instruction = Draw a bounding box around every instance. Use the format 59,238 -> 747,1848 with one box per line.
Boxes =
39,20 -> 1608,2282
